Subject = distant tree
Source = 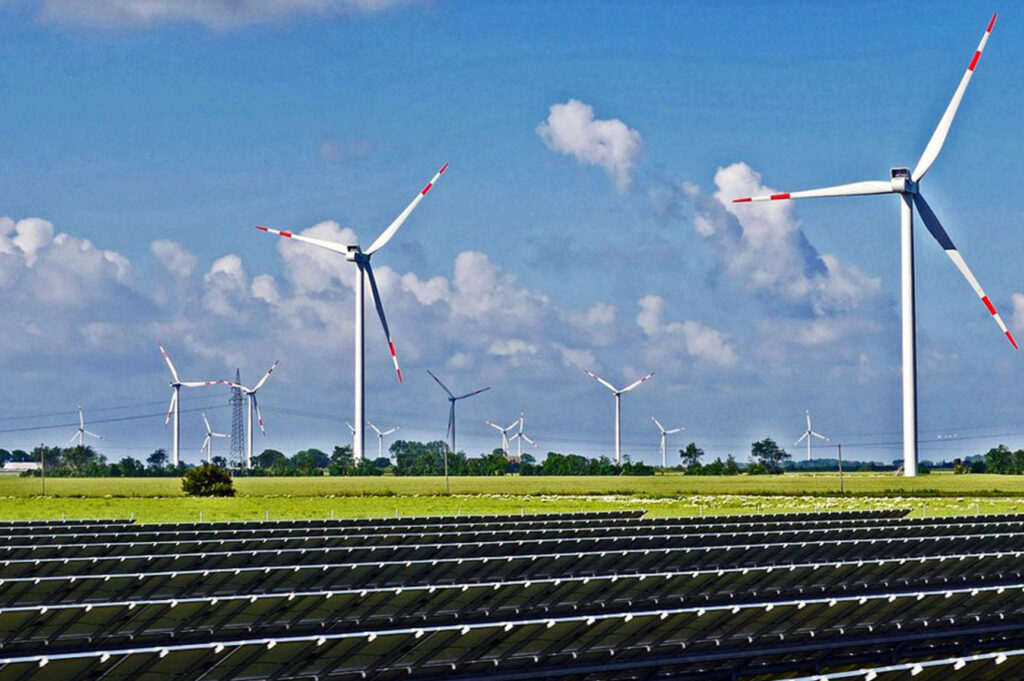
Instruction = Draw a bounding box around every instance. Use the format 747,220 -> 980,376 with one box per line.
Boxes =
182,464 -> 235,497
211,455 -> 229,469
724,454 -> 741,476
328,446 -> 354,476
952,458 -> 971,474
0,449 -> 11,466
751,438 -> 790,475
984,445 -> 1014,474
10,450 -> 30,462
147,449 -> 169,470
680,443 -> 704,473
256,449 -> 287,469
1014,450 -> 1024,476
114,457 -> 145,477
291,449 -> 328,476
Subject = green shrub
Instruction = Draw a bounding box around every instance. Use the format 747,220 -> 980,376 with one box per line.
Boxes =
181,464 -> 236,497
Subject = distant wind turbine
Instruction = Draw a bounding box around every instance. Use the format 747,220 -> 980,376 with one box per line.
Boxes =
159,344 -> 224,467
225,361 -> 279,469
651,416 -> 684,469
731,14 -> 1015,476
68,404 -> 102,447
486,415 -> 521,456
795,410 -> 829,462
200,413 -> 227,464
368,421 -> 399,461
508,411 -> 535,460
427,370 -> 489,455
256,163 -> 448,461
582,368 -> 654,464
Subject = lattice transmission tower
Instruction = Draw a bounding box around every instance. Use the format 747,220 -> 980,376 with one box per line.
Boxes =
229,368 -> 245,469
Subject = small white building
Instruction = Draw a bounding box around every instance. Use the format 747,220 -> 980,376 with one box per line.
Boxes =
2,462 -> 40,473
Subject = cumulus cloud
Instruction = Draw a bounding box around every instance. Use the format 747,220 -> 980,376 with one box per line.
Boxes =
636,295 -> 738,368
1013,293 -> 1024,331
151,239 -> 198,279
38,0 -> 411,30
536,99 -> 643,192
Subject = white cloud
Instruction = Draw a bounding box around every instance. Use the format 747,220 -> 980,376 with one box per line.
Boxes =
11,217 -> 55,266
202,254 -> 248,319
1013,293 -> 1024,331
151,239 -> 198,279
39,0 -> 411,30
251,274 -> 281,305
275,221 -> 357,294
536,99 -> 643,192
487,339 -> 538,357
636,295 -> 738,368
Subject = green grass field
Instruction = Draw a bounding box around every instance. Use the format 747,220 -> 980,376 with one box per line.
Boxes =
3,472 -> 1024,522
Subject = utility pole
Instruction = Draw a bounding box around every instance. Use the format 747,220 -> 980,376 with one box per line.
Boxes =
838,443 -> 844,495
442,443 -> 450,495
40,447 -> 45,497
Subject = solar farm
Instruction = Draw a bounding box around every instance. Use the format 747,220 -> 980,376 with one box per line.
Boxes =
0,509 -> 1022,680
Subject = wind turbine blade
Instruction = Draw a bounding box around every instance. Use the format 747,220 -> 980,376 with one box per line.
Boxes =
78,404 -> 84,429
164,391 -> 177,427
255,226 -> 350,255
212,432 -> 227,438
812,431 -> 829,441
365,162 -> 449,255
67,433 -> 78,446
456,387 -> 490,400
346,422 -> 355,434
223,381 -> 249,391
253,395 -> 266,436
158,344 -> 180,384
364,263 -> 403,382
806,411 -> 812,430
621,372 -> 655,393
427,369 -> 454,398
202,412 -> 212,433
447,403 -> 454,439
912,13 -> 997,182
520,434 -> 536,446
795,432 -> 809,445
252,360 -> 279,392
85,430 -> 103,440
732,180 -> 892,203
667,427 -> 684,434
368,421 -> 383,436
180,380 -> 225,388
486,421 -> 504,432
383,427 -> 398,436
651,416 -> 665,432
202,434 -> 211,452
582,368 -> 618,393
913,193 -> 1018,349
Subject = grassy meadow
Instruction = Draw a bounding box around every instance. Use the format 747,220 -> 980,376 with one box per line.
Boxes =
2,472 -> 1024,522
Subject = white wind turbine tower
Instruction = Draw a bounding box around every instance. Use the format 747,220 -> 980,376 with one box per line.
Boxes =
68,404 -> 102,447
651,417 -> 684,469
225,361 -> 279,469
485,415 -> 521,456
732,14 -> 1015,477
200,413 -> 227,464
427,370 -> 490,455
795,410 -> 829,462
509,412 -> 535,460
582,368 -> 655,465
159,344 -> 225,467
368,421 -> 399,461
256,162 -> 448,461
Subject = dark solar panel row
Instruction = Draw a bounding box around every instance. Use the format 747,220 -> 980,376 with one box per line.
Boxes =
0,509 -> 925,544
2,581 -> 1023,680
8,516 -> 1024,569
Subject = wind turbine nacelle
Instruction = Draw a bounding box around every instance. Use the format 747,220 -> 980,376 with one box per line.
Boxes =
890,167 -> 916,194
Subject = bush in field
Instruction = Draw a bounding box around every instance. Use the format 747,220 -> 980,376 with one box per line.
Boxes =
181,464 -> 235,497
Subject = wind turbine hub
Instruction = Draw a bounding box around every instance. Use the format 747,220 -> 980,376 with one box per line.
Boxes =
889,167 -> 917,194
346,245 -> 367,263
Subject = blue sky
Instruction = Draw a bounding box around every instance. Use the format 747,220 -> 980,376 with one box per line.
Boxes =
1,0 -> 1022,465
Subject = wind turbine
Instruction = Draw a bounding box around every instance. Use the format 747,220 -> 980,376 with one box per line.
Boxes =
582,368 -> 654,464
68,404 -> 102,447
368,421 -> 399,461
508,411 -> 535,460
256,162 -> 448,461
427,370 -> 489,455
159,344 -> 224,467
731,14 -> 1015,477
200,413 -> 227,464
225,361 -> 279,469
485,415 -> 521,456
651,416 -> 684,469
795,410 -> 829,462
